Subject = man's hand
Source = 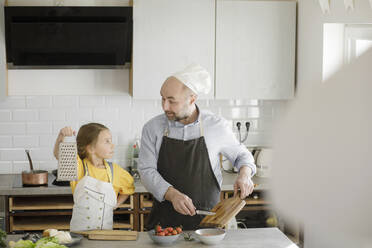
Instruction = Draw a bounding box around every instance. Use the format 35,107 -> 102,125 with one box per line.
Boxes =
164,187 -> 196,216
234,166 -> 254,199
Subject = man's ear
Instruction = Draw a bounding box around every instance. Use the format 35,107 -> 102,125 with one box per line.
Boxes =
189,94 -> 197,105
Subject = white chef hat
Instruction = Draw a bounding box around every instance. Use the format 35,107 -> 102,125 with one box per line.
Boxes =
171,64 -> 211,95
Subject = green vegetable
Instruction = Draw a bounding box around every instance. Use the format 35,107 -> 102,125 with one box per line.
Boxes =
9,239 -> 35,248
0,229 -> 6,248
35,237 -> 63,248
36,241 -> 67,248
183,232 -> 195,241
9,236 -> 68,248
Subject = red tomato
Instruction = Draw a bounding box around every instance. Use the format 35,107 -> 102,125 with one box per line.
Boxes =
167,227 -> 173,232
166,233 -> 172,236
176,227 -> 182,234
172,230 -> 178,235
155,225 -> 162,233
157,232 -> 165,236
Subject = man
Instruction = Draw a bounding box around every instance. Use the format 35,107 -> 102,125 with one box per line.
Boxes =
138,64 -> 256,230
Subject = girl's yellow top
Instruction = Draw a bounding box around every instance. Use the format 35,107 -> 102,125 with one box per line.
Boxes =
70,156 -> 135,196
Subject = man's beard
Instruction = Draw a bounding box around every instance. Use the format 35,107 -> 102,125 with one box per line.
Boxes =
165,111 -> 190,122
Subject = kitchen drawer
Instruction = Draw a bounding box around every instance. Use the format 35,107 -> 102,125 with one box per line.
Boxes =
9,195 -> 133,211
10,215 -> 71,232
113,213 -> 134,230
139,193 -> 153,210
139,213 -> 150,232
7,195 -> 135,232
8,211 -> 134,232
9,195 -> 73,212
116,195 -> 134,210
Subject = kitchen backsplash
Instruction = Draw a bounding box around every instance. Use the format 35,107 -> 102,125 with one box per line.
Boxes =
0,96 -> 286,174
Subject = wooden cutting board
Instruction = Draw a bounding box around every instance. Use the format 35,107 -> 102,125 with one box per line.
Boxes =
73,230 -> 138,241
199,195 -> 246,228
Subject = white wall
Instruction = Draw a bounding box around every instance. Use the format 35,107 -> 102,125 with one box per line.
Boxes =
0,0 -> 286,174
0,94 -> 282,174
8,69 -> 130,96
297,1 -> 372,247
297,0 -> 372,95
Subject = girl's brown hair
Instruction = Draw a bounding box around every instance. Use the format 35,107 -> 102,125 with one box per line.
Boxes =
76,123 -> 109,160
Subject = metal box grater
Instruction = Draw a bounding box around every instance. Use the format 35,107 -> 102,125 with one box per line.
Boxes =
57,137 -> 78,181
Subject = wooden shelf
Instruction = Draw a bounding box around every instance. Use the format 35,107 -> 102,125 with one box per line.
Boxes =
117,195 -> 134,210
10,216 -> 70,232
5,190 -> 280,234
245,199 -> 270,205
139,210 -> 151,214
8,194 -> 135,232
243,205 -> 271,211
9,211 -> 72,216
113,222 -> 133,229
113,214 -> 133,230
10,214 -> 134,232
9,196 -> 73,211
114,210 -> 133,214
224,191 -> 269,206
139,194 -> 153,209
9,195 -> 133,211
139,213 -> 150,232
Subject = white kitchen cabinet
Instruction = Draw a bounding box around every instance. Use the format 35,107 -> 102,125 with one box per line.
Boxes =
0,0 -> 7,100
215,0 -> 296,99
132,0 -> 215,99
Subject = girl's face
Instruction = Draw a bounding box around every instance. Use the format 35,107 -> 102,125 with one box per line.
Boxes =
89,129 -> 115,159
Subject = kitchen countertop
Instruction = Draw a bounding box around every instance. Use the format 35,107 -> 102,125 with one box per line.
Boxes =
6,228 -> 298,248
0,172 -> 269,196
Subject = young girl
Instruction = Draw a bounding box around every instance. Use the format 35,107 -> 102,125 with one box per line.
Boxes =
53,123 -> 135,231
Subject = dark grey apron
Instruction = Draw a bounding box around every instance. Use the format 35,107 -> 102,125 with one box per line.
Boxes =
146,119 -> 221,230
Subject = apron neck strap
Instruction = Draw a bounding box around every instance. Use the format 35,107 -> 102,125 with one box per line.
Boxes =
83,160 -> 114,184
164,118 -> 204,137
83,161 -> 89,176
199,118 -> 204,136
107,161 -> 114,184
163,122 -> 169,137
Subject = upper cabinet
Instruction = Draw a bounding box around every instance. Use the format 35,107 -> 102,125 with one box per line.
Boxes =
132,0 -> 215,99
0,0 -> 6,100
215,0 -> 296,99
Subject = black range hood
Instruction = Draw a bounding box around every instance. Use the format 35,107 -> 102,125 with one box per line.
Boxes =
4,6 -> 132,67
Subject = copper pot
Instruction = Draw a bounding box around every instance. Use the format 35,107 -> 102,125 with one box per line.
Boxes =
22,150 -> 48,186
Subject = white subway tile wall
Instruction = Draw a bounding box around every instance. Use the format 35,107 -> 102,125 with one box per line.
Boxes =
27,122 -> 53,134
0,136 -> 12,148
93,108 -> 120,121
13,110 -> 39,121
0,123 -> 26,135
53,96 -> 79,108
79,96 -> 105,107
0,96 -> 284,174
0,111 -> 11,121
12,161 -> 33,174
0,97 -> 25,109
13,136 -> 39,148
0,162 -> 12,174
39,109 -> 66,121
66,109 -> 93,121
26,96 -> 52,108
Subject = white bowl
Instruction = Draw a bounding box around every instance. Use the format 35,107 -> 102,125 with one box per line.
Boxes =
147,229 -> 180,246
194,228 -> 226,245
